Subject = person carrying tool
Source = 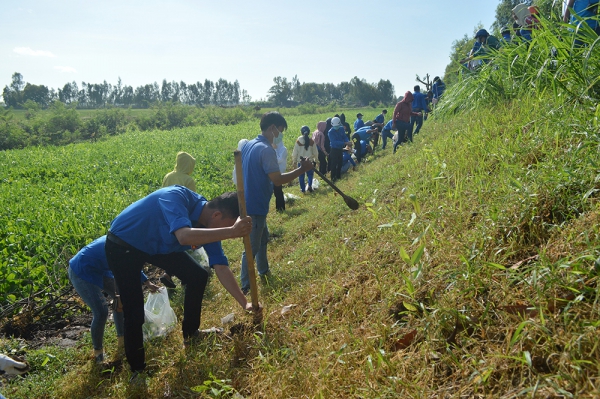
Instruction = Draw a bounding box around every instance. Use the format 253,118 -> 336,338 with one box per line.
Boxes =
69,236 -> 159,364
239,112 -> 313,295
104,187 -> 257,381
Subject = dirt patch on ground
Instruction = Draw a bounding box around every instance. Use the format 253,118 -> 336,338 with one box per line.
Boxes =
1,264 -> 164,349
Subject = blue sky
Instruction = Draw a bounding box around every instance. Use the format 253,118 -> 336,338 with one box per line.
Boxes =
1,0 -> 498,102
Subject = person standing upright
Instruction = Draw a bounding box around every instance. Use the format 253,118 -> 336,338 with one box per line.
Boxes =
239,112 -> 313,294
272,131 -> 288,212
162,151 -> 196,192
328,117 -> 351,181
291,125 -> 319,193
392,91 -> 422,152
410,85 -> 430,136
312,121 -> 328,175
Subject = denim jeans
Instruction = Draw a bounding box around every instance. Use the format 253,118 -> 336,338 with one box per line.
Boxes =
240,214 -> 269,293
105,236 -> 208,372
68,266 -> 124,351
381,130 -> 394,149
297,163 -> 314,192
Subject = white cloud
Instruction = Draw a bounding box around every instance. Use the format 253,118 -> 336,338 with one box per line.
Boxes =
14,47 -> 56,57
54,66 -> 77,73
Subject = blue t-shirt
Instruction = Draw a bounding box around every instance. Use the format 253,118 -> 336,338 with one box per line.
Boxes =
382,120 -> 394,133
355,126 -> 373,141
109,186 -> 228,266
412,91 -> 429,112
374,113 -> 385,124
572,0 -> 599,29
354,119 -> 365,131
69,236 -> 148,288
242,135 -> 280,216
432,82 -> 446,99
328,126 -> 348,150
360,140 -> 368,154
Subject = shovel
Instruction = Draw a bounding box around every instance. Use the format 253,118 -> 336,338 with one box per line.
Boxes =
309,161 -> 360,210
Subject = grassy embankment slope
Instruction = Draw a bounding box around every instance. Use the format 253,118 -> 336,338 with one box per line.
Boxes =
2,19 -> 600,398
2,96 -> 599,398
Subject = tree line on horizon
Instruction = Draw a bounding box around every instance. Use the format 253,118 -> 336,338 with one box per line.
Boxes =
2,72 -> 397,111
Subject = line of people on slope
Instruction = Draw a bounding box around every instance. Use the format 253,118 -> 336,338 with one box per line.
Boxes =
460,1 -> 599,71
63,93 -> 449,382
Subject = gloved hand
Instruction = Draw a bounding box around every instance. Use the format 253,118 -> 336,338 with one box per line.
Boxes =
0,353 -> 30,375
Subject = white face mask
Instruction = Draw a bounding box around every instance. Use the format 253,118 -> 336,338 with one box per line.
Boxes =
273,132 -> 283,145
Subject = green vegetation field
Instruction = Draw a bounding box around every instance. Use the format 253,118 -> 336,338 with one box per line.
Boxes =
1,14 -> 600,398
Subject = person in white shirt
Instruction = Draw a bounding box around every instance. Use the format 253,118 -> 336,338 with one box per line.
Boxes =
291,125 -> 319,193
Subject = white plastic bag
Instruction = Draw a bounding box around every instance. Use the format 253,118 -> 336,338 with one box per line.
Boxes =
142,287 -> 177,341
312,178 -> 319,189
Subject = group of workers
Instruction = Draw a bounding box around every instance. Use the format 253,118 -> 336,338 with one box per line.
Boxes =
461,1 -> 599,70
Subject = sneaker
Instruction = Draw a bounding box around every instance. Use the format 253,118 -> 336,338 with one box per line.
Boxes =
307,187 -> 313,193
242,287 -> 250,295
95,353 -> 105,364
160,274 -> 176,289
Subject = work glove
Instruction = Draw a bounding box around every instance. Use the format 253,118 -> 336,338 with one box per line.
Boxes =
0,353 -> 30,375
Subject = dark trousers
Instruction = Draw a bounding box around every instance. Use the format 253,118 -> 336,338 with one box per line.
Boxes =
394,121 -> 413,153
351,133 -> 362,163
318,150 -> 328,175
273,185 -> 285,211
410,113 -> 423,135
105,236 -> 208,372
329,148 -> 343,181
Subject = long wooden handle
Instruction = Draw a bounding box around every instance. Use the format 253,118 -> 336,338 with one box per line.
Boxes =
312,167 -> 346,197
234,150 -> 259,310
